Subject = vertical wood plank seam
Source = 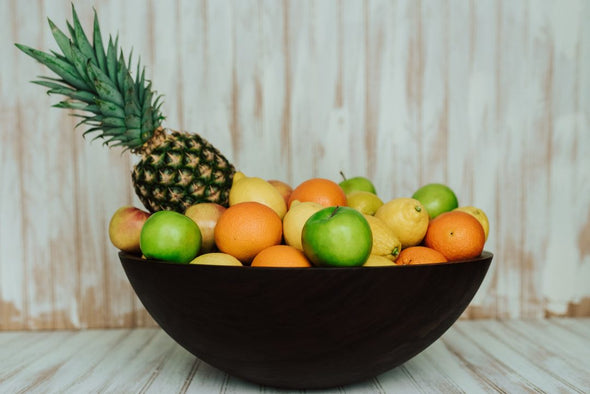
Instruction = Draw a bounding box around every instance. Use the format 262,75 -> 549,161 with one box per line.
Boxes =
230,3 -> 240,164
175,0 -> 185,132
13,0 -> 29,329
477,322 -> 585,393
497,321 -> 590,378
493,0 -> 503,319
398,364 -> 423,392
440,336 -> 510,393
59,330 -> 134,391
137,335 -> 179,394
178,358 -> 201,394
281,0 -> 293,182
546,319 -> 590,340
416,0 -> 424,186
443,0 -> 450,185
452,324 -> 546,392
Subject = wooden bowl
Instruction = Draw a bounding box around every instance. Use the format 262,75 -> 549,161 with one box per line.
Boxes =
119,251 -> 492,389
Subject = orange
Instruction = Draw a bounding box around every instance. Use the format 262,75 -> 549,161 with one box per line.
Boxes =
396,246 -> 448,265
424,211 -> 485,261
251,245 -> 312,268
214,202 -> 283,264
287,178 -> 347,208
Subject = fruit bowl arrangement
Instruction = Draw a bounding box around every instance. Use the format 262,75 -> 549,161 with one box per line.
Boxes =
111,173 -> 493,389
17,7 -> 493,389
119,250 -> 492,389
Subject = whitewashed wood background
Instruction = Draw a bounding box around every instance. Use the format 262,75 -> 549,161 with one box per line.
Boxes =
1,0 -> 589,330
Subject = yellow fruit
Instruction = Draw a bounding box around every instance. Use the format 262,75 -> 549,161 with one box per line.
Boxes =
363,254 -> 397,267
190,253 -> 243,266
346,191 -> 384,215
229,171 -> 287,219
282,200 -> 324,250
375,197 -> 429,248
454,206 -> 490,241
363,214 -> 402,261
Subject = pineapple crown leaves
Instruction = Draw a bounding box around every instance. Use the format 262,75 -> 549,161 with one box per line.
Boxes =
15,4 -> 165,150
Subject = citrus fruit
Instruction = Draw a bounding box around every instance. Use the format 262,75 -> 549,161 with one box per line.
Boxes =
363,214 -> 401,261
190,253 -> 243,266
424,211 -> 485,261
229,171 -> 287,219
301,206 -> 372,267
339,172 -> 377,195
363,255 -> 397,267
396,246 -> 448,265
140,211 -> 202,264
454,206 -> 490,241
282,200 -> 324,250
375,198 -> 429,248
346,191 -> 384,215
214,202 -> 283,264
251,245 -> 312,267
287,178 -> 347,208
412,183 -> 458,219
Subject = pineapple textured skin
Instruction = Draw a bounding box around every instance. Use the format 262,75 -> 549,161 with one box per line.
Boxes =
15,6 -> 237,213
132,130 -> 235,213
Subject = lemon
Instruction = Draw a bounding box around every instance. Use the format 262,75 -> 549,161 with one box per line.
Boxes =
454,206 -> 489,241
375,197 -> 429,248
190,253 -> 243,266
282,200 -> 324,250
347,191 -> 384,215
229,171 -> 287,219
363,254 -> 397,267
363,214 -> 402,261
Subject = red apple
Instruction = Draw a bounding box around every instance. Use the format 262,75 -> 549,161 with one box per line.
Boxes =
184,203 -> 226,253
108,206 -> 151,253
268,179 -> 293,206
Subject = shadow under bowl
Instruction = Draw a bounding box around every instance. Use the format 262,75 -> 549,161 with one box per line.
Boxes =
119,251 -> 493,389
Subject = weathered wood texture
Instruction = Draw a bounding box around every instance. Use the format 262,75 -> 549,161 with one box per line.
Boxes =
0,319 -> 589,392
1,0 -> 589,329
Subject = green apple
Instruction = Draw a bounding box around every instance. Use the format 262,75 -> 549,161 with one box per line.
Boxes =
338,171 -> 377,195
301,206 -> 372,267
140,211 -> 202,264
412,183 -> 458,219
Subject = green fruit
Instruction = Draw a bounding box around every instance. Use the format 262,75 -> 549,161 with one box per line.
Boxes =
140,211 -> 202,264
301,206 -> 372,267
346,191 -> 384,215
412,183 -> 458,219
338,172 -> 377,195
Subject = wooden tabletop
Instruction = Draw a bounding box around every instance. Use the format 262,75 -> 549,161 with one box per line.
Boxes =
1,319 -> 588,393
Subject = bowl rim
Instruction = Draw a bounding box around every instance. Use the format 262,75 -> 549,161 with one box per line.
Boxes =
119,250 -> 493,270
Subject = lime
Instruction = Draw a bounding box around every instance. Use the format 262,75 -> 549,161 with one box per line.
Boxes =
412,183 -> 458,219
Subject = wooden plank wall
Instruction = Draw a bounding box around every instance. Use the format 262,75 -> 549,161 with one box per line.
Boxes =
1,0 -> 589,330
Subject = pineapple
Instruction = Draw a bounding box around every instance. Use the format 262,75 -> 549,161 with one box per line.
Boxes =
15,6 -> 235,213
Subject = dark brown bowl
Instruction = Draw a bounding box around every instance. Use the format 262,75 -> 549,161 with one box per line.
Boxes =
119,251 -> 492,389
